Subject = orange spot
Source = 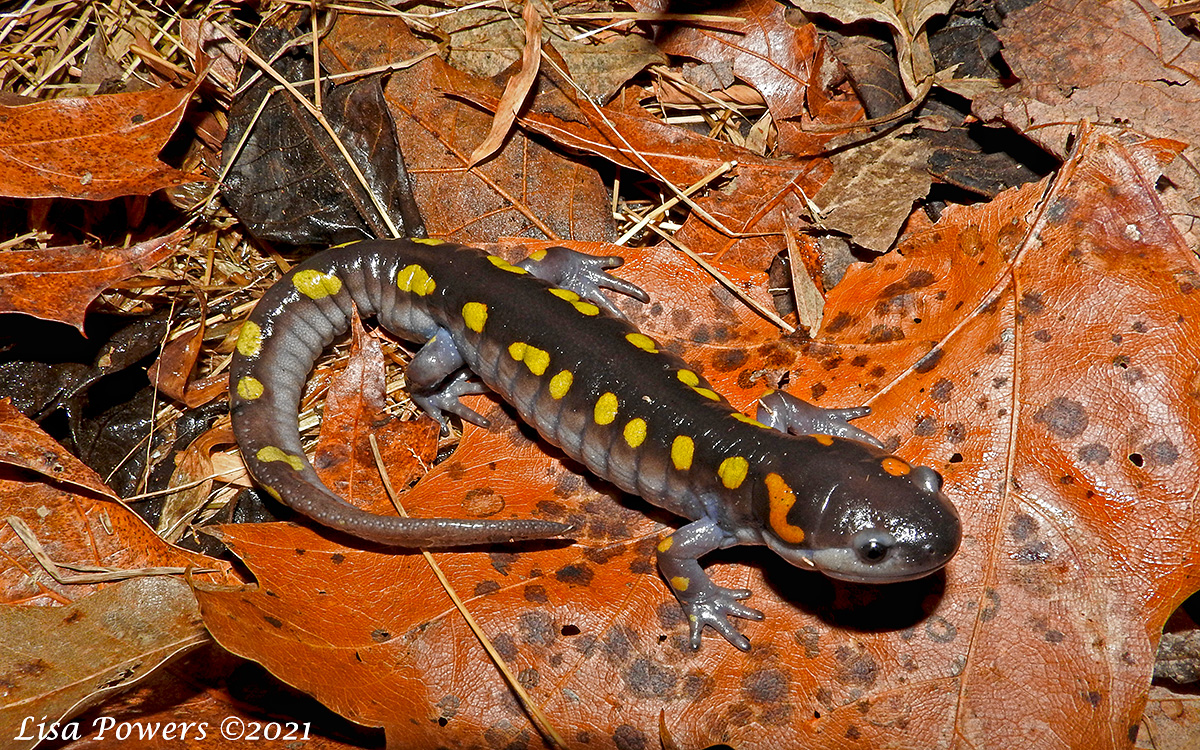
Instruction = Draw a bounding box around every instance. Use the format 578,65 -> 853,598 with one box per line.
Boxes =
881,456 -> 911,476
814,434 -> 834,446
765,473 -> 805,544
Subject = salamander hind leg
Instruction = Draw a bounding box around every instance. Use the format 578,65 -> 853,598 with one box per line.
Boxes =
756,389 -> 883,448
519,246 -> 649,317
657,517 -> 764,651
407,328 -> 491,429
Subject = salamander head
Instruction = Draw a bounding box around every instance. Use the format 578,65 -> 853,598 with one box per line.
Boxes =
761,440 -> 960,584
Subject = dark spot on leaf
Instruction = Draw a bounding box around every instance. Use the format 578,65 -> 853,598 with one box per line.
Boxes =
330,553 -> 345,564
924,615 -> 957,643
945,422 -> 966,444
810,382 -> 827,400
604,626 -> 635,664
1016,540 -> 1052,564
834,645 -> 878,687
474,580 -> 501,597
1009,513 -> 1036,541
561,624 -> 580,636
824,311 -> 853,333
1020,291 -> 1045,315
822,356 -> 843,371
670,308 -> 692,328
519,611 -> 554,646
1085,690 -> 1102,707
713,348 -> 748,371
795,626 -> 820,658
263,615 -> 283,629
370,629 -> 390,643
523,585 -> 548,603
492,633 -> 518,661
1045,196 -> 1072,222
980,588 -> 1000,622
742,668 -> 788,704
656,601 -> 685,628
1033,329 -> 1051,342
518,668 -> 539,688
930,378 -> 954,402
846,725 -> 861,739
613,724 -> 647,750
869,365 -> 886,378
914,415 -> 937,436
131,113 -> 145,124
865,324 -> 905,343
682,671 -> 715,700
490,551 -> 519,576
851,355 -> 869,367
1078,443 -> 1110,465
1034,397 -> 1088,439
1144,439 -> 1178,466
1128,453 -> 1144,467
584,545 -> 624,565
1045,630 -> 1065,643
626,658 -> 678,698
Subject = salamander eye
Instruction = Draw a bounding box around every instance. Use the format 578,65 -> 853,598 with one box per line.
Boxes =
852,530 -> 896,564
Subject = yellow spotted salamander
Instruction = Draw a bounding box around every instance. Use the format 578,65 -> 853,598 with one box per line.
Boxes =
230,239 -> 961,650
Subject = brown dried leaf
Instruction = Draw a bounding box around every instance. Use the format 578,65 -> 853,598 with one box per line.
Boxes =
0,228 -> 186,332
0,577 -> 209,749
0,80 -> 205,200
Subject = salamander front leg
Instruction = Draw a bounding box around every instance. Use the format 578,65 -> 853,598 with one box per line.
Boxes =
520,246 -> 649,317
408,329 -> 491,429
756,389 -> 883,448
657,517 -> 763,651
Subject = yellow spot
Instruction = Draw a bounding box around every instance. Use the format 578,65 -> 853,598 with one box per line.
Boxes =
882,456 -> 912,476
529,248 -> 547,261
571,300 -> 600,316
508,341 -> 549,375
487,255 -> 528,274
256,446 -> 304,472
594,392 -> 618,425
397,264 -> 436,295
765,473 -> 805,544
625,332 -> 658,353
657,536 -> 674,552
670,576 -> 690,592
549,370 -> 573,399
237,376 -> 264,400
677,369 -> 700,387
814,434 -> 834,446
462,302 -> 488,333
671,435 -> 694,471
523,345 -> 550,376
693,387 -> 720,401
237,321 -> 262,357
292,269 -> 343,299
264,486 -> 282,501
412,237 -> 446,245
549,288 -> 579,301
733,412 -> 768,429
718,456 -> 749,489
623,418 -> 647,448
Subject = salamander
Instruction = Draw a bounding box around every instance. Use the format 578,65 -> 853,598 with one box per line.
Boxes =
230,238 -> 961,650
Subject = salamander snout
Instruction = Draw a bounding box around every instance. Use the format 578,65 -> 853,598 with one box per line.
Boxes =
764,448 -> 961,584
